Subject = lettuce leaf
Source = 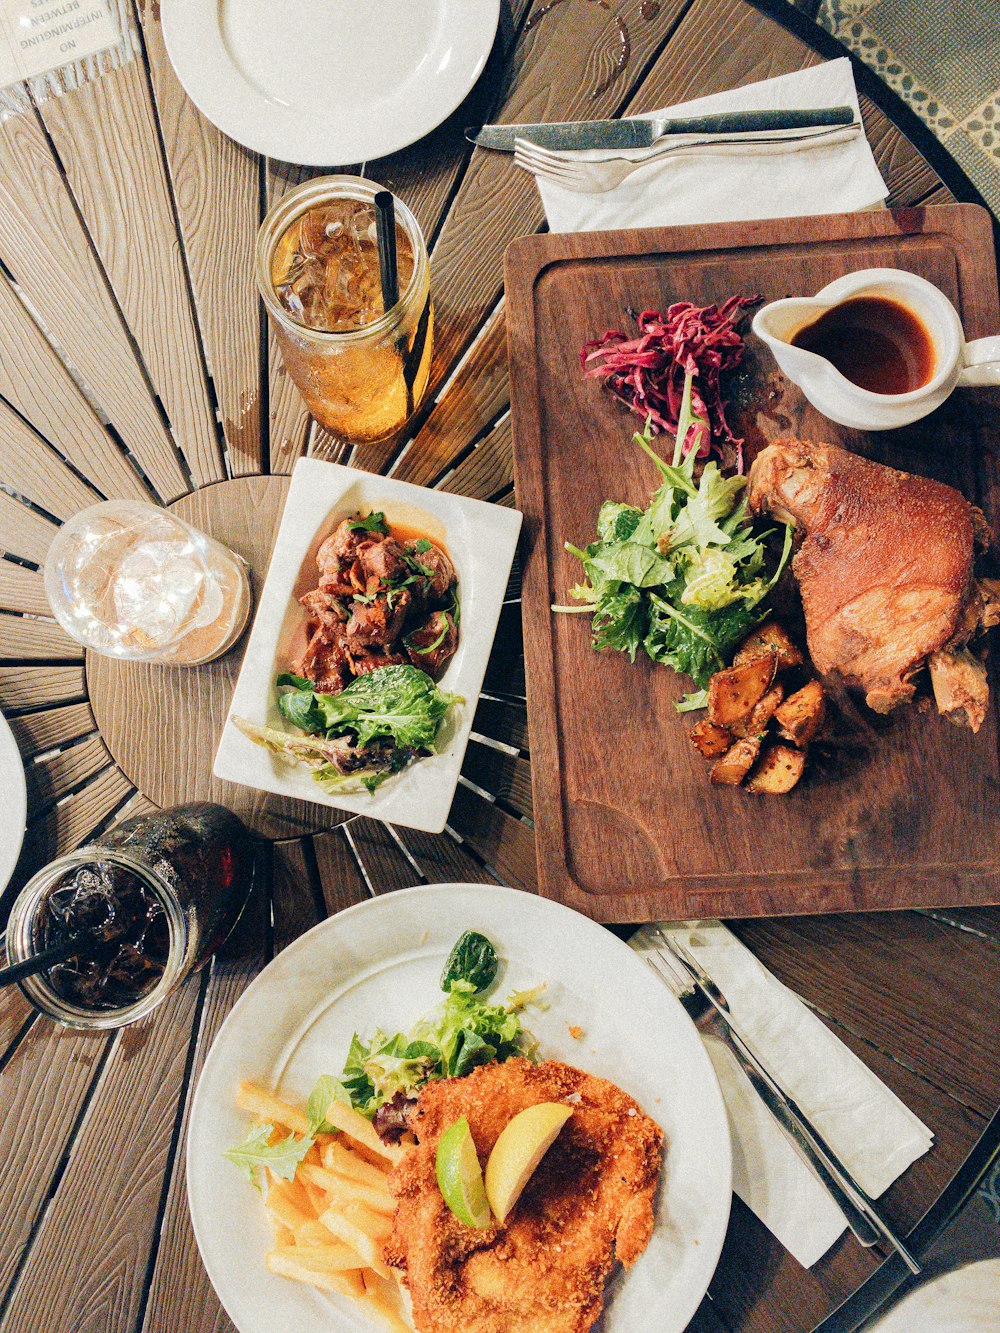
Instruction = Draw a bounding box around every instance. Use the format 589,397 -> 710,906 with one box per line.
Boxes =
224,1123 -> 313,1186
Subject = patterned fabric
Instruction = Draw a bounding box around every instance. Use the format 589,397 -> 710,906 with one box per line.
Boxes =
790,0 -> 1000,218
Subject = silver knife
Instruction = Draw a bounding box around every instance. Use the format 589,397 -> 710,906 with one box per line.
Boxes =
467,105 -> 856,152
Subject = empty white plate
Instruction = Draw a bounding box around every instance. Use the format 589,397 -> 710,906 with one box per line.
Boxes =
162,0 -> 501,165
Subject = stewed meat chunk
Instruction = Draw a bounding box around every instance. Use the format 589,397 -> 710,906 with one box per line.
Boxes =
293,512 -> 460,696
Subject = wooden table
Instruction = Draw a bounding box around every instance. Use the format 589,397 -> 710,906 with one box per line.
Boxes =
0,2 -> 997,1330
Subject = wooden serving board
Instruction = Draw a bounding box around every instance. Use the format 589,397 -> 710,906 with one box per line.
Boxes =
505,205 -> 1000,921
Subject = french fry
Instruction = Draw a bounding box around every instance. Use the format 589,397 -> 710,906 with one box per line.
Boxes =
237,1081 -> 311,1137
295,1219 -> 337,1247
265,1179 -> 313,1231
323,1099 -> 403,1163
271,1221 -> 296,1247
269,1242 -> 368,1272
266,1248 -> 365,1297
322,1140 -> 394,1188
302,1178 -> 330,1217
320,1204 -> 392,1277
300,1163 -> 394,1215
359,1271 -> 413,1333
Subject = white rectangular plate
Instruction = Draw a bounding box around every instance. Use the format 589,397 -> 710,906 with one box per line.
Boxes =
213,458 -> 522,832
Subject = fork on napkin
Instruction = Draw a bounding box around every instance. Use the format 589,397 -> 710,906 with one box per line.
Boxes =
524,58 -> 888,233
631,922 -> 934,1268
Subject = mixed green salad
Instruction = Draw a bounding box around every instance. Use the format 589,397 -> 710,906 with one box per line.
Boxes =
555,371 -> 792,708
234,663 -> 461,794
224,931 -> 542,1178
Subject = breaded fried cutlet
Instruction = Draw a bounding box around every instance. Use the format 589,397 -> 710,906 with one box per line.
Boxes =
383,1058 -> 663,1333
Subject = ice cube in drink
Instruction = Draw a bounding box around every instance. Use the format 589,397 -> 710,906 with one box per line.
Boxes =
270,199 -> 415,333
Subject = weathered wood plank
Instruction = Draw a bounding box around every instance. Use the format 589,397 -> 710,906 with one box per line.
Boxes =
311,827 -> 371,916
0,493 -> 59,566
0,562 -> 50,617
0,978 -> 202,1333
7,702 -> 96,759
345,819 -> 423,895
0,399 -> 102,521
447,783 -> 537,894
139,2 -> 263,478
438,414 -> 513,502
461,737 -> 533,819
0,279 -> 152,503
396,825 -> 504,887
364,0 -> 537,240
271,838 -> 323,954
417,0 -> 687,414
0,1020 -> 112,1300
0,990 -> 34,1063
26,735 -> 112,811
0,666 -> 85,714
20,767 -> 133,874
140,889 -> 268,1333
472,695 -> 529,753
0,102 -> 188,500
0,615 -> 83,663
36,2 -> 225,487
395,303 -> 509,487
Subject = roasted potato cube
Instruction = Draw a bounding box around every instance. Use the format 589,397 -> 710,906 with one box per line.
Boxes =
731,683 -> 785,738
690,719 -> 733,757
775,679 -> 826,747
707,653 -> 777,728
746,742 -> 807,794
734,621 -> 804,672
709,735 -> 762,785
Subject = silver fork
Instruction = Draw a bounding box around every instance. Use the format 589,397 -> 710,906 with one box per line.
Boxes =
647,930 -> 922,1274
514,122 -> 862,194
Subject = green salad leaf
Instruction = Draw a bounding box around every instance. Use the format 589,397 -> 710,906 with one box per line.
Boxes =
555,369 -> 793,697
441,930 -> 499,994
336,931 -> 542,1121
278,665 -> 460,750
306,1073 -> 352,1134
223,1123 -> 313,1186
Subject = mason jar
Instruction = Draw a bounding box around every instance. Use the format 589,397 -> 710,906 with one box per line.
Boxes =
255,175 -> 433,444
6,802 -> 255,1029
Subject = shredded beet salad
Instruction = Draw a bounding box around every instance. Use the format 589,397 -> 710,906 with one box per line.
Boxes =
580,295 -> 759,471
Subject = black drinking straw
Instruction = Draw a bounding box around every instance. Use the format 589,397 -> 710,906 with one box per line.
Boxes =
374,191 -> 399,314
0,934 -> 92,988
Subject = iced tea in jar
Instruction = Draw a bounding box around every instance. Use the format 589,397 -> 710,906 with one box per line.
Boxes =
256,177 -> 433,444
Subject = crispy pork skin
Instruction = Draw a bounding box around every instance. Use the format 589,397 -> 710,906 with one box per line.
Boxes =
747,440 -> 979,714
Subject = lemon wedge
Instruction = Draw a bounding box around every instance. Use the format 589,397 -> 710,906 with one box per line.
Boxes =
435,1116 -> 491,1229
485,1102 -> 573,1223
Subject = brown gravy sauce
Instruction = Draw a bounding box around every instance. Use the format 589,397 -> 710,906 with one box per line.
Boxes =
790,295 -> 935,396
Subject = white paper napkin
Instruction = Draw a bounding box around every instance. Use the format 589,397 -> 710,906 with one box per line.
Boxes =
536,59 -> 888,234
631,921 -> 934,1268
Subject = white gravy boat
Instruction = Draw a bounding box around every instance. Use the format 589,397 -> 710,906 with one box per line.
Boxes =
752,268 -> 1000,430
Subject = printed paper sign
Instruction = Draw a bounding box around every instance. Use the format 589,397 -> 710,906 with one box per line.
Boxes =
0,0 -> 120,87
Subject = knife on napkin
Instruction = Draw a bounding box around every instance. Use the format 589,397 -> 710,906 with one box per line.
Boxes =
467,104 -> 856,152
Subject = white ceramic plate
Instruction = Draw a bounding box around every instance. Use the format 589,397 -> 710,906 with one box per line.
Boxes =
867,1259 -> 1000,1331
161,0 -> 501,165
187,884 -> 732,1333
213,458 -> 522,832
0,710 -> 27,893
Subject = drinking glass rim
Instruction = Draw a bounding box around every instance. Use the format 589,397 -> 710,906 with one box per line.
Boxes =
255,175 -> 428,342
6,848 -> 190,1030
